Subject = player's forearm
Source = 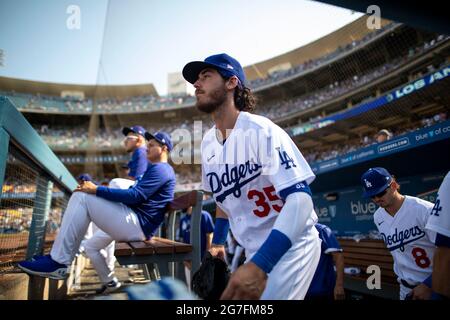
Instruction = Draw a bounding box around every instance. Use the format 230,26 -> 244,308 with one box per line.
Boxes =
333,252 -> 345,286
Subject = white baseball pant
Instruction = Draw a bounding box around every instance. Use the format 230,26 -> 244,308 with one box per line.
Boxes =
50,192 -> 145,280
400,284 -> 413,300
231,245 -> 244,273
81,178 -> 137,283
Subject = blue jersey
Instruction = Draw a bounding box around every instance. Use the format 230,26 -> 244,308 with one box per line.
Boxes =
179,210 -> 214,258
96,162 -> 176,239
128,146 -> 148,179
306,223 -> 342,298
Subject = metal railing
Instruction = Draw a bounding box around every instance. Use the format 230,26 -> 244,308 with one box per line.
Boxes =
0,96 -> 77,274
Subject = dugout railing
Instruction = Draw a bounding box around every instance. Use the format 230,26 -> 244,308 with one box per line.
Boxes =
0,96 -> 77,299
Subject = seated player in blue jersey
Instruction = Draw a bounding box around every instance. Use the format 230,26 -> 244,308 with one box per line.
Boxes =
305,223 -> 345,301
18,131 -> 176,293
178,206 -> 215,288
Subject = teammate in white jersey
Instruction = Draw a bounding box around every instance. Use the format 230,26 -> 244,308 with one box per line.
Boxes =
425,171 -> 450,298
182,53 -> 321,300
361,167 -> 437,300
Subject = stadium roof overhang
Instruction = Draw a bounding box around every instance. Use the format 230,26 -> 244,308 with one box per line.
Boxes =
317,0 -> 449,35
0,76 -> 159,99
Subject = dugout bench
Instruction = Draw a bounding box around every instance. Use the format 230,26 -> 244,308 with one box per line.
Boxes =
114,190 -> 203,281
339,239 -> 399,299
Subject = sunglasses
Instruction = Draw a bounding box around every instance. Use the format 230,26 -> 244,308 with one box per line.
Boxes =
123,136 -> 139,142
371,182 -> 392,199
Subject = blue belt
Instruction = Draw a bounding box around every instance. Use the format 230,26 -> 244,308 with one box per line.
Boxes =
400,279 -> 417,289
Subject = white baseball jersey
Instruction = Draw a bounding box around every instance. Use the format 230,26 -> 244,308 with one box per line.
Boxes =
201,111 -> 317,257
426,171 -> 450,239
374,196 -> 437,285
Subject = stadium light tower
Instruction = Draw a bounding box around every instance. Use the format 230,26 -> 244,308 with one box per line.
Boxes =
0,49 -> 4,67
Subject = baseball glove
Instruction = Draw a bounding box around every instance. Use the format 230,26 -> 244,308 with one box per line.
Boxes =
191,251 -> 231,300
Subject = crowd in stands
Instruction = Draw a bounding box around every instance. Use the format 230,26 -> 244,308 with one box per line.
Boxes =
0,208 -> 33,234
175,165 -> 201,186
1,177 -> 66,195
35,125 -> 123,150
0,207 -> 62,234
95,95 -> 194,113
256,34 -> 448,120
247,22 -> 398,88
3,90 -> 194,114
302,112 -> 448,163
0,176 -> 65,235
259,59 -> 400,120
35,118 -> 212,150
9,23 -> 448,118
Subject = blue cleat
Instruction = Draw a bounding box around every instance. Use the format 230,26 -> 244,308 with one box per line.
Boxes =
18,255 -> 69,280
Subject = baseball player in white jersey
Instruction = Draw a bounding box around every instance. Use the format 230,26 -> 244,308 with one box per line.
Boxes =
182,53 -> 321,300
426,171 -> 450,298
361,167 -> 437,300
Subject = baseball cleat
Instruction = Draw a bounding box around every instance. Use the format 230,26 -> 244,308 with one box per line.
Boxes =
18,255 -> 69,280
96,279 -> 122,294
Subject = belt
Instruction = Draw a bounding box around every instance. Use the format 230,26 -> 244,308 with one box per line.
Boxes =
400,279 -> 417,289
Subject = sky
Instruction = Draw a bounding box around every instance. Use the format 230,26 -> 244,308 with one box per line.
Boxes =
0,0 -> 364,95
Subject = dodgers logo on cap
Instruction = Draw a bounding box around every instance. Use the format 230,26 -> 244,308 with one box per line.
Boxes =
364,179 -> 372,188
122,125 -> 146,137
144,131 -> 173,152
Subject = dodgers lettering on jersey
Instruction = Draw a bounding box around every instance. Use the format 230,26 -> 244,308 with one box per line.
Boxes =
426,171 -> 450,239
382,226 -> 426,252
201,112 -> 317,256
206,162 -> 263,203
374,195 -> 436,285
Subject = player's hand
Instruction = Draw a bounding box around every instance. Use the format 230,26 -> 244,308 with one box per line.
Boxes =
209,244 -> 226,260
411,283 -> 433,300
220,262 -> 267,300
74,181 -> 97,194
334,285 -> 345,300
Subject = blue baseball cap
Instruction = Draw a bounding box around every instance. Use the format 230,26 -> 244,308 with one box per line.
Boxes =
122,125 -> 146,137
361,167 -> 393,198
145,131 -> 173,152
77,173 -> 92,181
182,53 -> 246,87
76,173 -> 98,185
